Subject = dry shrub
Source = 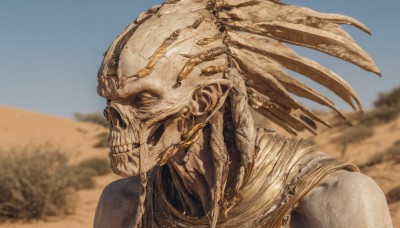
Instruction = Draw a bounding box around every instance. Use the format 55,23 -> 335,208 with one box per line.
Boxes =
360,106 -> 400,126
74,112 -> 108,127
360,86 -> 400,126
359,140 -> 400,170
70,167 -> 97,190
332,125 -> 373,145
336,106 -> 400,131
335,86 -> 400,133
94,132 -> 109,148
77,157 -> 111,176
374,86 -> 400,109
386,186 -> 400,204
0,145 -> 105,222
0,146 -> 77,222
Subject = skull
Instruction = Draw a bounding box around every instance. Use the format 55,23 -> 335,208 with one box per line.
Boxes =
97,9 -> 229,177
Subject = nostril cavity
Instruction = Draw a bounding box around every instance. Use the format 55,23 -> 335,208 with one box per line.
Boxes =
109,107 -> 127,129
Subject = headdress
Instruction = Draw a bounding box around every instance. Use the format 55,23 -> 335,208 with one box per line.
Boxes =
99,0 -> 379,135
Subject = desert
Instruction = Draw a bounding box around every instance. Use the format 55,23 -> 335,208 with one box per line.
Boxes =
1,93 -> 399,227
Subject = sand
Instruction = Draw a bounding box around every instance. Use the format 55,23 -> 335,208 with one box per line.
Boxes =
0,106 -> 119,227
1,105 -> 399,227
0,106 -> 109,163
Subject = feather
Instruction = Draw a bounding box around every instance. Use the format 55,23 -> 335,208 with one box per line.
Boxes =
231,47 -> 330,128
247,88 -> 317,134
222,0 -> 370,34
232,47 -> 345,118
227,32 -> 362,111
226,20 -> 380,75
220,0 -> 380,75
247,88 -> 298,135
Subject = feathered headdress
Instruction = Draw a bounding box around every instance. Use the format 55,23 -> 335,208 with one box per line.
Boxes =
214,0 -> 380,134
100,0 -> 379,135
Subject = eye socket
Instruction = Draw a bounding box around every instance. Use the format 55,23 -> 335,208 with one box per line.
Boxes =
130,91 -> 160,108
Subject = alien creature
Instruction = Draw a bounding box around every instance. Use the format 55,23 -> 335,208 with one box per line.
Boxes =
94,0 -> 392,227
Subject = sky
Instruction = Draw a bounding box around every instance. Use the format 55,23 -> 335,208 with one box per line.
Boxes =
0,0 -> 399,118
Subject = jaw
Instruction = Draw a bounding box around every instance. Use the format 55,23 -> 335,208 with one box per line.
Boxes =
107,120 -> 167,177
108,144 -> 177,177
107,111 -> 184,177
109,150 -> 141,177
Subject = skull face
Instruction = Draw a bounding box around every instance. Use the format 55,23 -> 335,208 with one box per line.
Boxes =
101,76 -> 194,177
97,9 -> 227,177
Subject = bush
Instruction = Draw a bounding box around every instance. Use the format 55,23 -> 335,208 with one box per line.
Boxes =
359,140 -> 400,170
386,186 -> 400,204
0,146 -> 77,221
332,125 -> 374,145
358,86 -> 400,126
74,112 -> 108,127
70,167 -> 97,190
0,145 -> 105,222
94,132 -> 109,148
77,158 -> 111,176
360,106 -> 400,126
374,86 -> 400,108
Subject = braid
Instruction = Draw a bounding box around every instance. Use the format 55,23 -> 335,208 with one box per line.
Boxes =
133,173 -> 147,228
226,68 -> 256,189
209,108 -> 230,227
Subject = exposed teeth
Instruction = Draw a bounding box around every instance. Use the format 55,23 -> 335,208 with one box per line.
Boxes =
110,143 -> 139,154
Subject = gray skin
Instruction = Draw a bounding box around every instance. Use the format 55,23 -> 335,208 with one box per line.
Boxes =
94,169 -> 392,228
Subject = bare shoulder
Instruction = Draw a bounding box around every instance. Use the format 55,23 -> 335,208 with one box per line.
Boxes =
292,170 -> 392,228
94,176 -> 140,228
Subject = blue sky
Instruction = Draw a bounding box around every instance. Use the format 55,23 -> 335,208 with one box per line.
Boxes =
1,0 -> 399,118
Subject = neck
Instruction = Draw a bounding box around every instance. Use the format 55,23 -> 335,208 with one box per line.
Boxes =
164,108 -> 254,219
167,126 -> 214,217
165,128 -> 247,218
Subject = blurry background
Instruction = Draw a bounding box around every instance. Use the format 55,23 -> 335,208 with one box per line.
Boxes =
0,0 -> 399,227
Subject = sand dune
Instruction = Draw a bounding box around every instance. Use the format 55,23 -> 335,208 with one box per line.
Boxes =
0,106 -> 108,163
0,105 -> 399,227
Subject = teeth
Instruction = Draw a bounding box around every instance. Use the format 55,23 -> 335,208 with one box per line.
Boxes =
110,143 -> 139,154
111,131 -> 116,146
